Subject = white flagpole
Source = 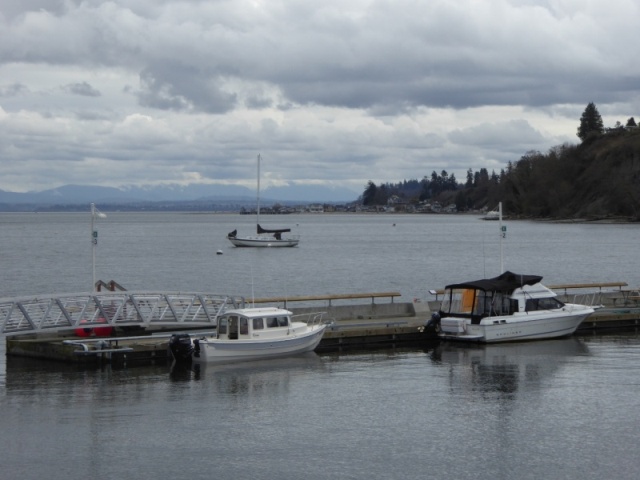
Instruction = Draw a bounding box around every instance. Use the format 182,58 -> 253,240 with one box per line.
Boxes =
90,203 -> 106,291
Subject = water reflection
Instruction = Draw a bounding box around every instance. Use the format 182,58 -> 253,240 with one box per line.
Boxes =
169,352 -> 326,398
433,337 -> 589,398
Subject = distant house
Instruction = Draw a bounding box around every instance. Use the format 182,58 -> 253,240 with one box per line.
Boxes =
307,204 -> 324,213
443,203 -> 457,213
416,202 -> 432,213
386,195 -> 411,212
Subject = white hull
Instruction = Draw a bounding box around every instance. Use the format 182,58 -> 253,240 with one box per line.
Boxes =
439,305 -> 593,343
227,235 -> 299,248
194,324 -> 326,363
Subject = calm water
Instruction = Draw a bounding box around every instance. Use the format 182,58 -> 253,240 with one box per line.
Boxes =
1,213 -> 640,479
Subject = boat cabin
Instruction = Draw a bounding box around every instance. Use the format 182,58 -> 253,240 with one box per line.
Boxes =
439,271 -> 565,324
216,307 -> 293,340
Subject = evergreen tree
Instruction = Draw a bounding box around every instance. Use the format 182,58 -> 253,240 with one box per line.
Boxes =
577,102 -> 604,141
627,117 -> 637,127
449,173 -> 457,189
465,168 -> 473,188
362,181 -> 377,205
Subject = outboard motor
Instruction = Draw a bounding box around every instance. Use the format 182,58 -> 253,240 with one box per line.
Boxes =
169,333 -> 193,364
421,312 -> 441,336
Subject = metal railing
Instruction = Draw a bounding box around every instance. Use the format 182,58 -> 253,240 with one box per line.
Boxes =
0,292 -> 245,336
251,291 -> 402,307
291,311 -> 330,326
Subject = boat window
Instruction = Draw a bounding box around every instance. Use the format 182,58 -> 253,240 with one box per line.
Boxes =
504,298 -> 518,315
491,293 -> 517,316
228,315 -> 239,340
218,317 -> 228,334
240,317 -> 248,335
525,297 -> 564,311
253,318 -> 264,330
277,316 -> 289,327
266,317 -> 279,328
474,291 -> 491,316
443,289 -> 476,314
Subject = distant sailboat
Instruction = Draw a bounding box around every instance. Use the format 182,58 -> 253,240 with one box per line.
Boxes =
227,154 -> 300,248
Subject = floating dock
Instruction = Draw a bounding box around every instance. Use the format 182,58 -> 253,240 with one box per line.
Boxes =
4,285 -> 640,367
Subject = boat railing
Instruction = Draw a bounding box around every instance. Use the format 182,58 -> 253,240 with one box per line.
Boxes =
549,282 -> 636,308
291,311 -> 330,327
569,292 -> 604,308
549,281 -> 628,295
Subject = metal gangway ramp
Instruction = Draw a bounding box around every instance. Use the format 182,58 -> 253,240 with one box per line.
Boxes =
0,292 -> 246,336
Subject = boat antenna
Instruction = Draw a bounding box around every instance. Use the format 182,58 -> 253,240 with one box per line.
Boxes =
250,263 -> 255,307
482,223 -> 487,278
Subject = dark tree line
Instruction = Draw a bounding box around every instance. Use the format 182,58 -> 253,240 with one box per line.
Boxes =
361,171 -> 458,206
360,103 -> 640,219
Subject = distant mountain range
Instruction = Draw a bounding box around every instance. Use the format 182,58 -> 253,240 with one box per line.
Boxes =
0,183 -> 359,211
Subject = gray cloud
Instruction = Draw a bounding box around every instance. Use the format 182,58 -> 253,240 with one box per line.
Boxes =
0,0 -> 638,193
64,81 -> 101,97
0,82 -> 28,97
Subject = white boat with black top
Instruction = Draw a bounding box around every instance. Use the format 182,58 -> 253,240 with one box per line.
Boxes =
423,271 -> 594,343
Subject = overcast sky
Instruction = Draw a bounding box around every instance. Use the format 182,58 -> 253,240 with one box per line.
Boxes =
1,0 -> 638,195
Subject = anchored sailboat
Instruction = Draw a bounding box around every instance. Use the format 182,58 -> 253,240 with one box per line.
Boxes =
227,154 -> 300,247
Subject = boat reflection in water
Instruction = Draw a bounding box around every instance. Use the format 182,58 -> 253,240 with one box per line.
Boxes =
170,352 -> 325,397
432,337 -> 589,397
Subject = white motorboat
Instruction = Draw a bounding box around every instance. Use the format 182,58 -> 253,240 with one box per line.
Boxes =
227,154 -> 300,248
481,209 -> 500,220
423,271 -> 594,343
169,307 -> 327,364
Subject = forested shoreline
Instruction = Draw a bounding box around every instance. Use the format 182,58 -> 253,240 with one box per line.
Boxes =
361,104 -> 640,221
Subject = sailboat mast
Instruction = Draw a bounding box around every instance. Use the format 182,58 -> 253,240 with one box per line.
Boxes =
256,154 -> 261,226
498,202 -> 504,273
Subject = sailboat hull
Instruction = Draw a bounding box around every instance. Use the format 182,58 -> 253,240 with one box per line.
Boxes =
227,235 -> 300,247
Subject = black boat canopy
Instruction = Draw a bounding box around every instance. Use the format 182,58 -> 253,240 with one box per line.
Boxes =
257,224 -> 291,234
444,271 -> 543,293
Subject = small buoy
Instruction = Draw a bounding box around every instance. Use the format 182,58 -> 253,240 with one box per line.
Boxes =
93,317 -> 113,337
75,320 -> 92,337
216,250 -> 223,255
